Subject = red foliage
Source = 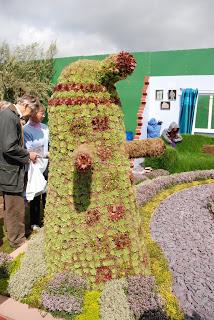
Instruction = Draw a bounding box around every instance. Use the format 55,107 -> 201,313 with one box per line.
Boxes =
113,233 -> 130,249
116,51 -> 136,78
48,97 -> 120,107
86,209 -> 100,226
92,116 -> 109,131
70,117 -> 85,134
54,83 -> 107,93
96,266 -> 112,283
75,153 -> 93,172
108,204 -> 125,221
97,146 -> 112,161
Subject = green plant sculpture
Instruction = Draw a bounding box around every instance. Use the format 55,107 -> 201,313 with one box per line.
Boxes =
45,52 -> 165,288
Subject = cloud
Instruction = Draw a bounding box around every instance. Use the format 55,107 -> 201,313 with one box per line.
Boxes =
0,0 -> 214,57
18,26 -> 55,46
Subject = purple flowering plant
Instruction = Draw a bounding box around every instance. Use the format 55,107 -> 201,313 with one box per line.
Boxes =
127,275 -> 163,319
41,272 -> 87,316
42,291 -> 82,314
136,170 -> 214,206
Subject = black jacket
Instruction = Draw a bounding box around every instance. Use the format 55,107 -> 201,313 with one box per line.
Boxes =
0,105 -> 29,193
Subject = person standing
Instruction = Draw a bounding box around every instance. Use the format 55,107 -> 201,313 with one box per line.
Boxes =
0,95 -> 39,248
24,104 -> 49,230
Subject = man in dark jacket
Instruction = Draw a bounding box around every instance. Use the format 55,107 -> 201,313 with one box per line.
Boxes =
0,95 -> 39,248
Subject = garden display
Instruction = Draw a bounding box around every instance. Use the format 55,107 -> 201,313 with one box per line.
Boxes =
1,52 -> 213,320
45,51 -> 164,286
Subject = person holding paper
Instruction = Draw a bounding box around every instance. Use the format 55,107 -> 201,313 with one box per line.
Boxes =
24,104 -> 49,230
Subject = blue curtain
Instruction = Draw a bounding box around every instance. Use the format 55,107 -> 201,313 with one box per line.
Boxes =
179,88 -> 198,134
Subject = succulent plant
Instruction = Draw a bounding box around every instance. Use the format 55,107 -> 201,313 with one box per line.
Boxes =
44,52 -> 165,288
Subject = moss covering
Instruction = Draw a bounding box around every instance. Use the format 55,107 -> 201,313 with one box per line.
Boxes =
45,52 -> 159,289
74,291 -> 101,320
0,253 -> 24,296
8,229 -> 46,300
22,275 -> 51,308
140,179 -> 213,320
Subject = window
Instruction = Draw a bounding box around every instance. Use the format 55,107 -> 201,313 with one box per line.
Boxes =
192,93 -> 214,134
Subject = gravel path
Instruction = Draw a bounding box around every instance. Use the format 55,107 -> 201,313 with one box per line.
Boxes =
150,184 -> 214,320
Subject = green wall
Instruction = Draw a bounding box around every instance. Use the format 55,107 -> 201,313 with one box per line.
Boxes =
53,48 -> 214,132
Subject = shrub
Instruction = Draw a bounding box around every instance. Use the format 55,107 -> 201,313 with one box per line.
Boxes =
0,252 -> 12,278
42,291 -> 82,314
0,252 -> 23,296
100,279 -> 134,320
0,252 -> 12,295
41,272 -> 87,318
133,172 -> 149,185
74,291 -> 101,320
127,276 -> 162,319
8,228 -> 46,300
22,275 -> 51,309
139,308 -> 169,320
144,145 -> 178,172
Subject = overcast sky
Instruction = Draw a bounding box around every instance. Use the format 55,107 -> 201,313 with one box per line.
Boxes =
0,0 -> 213,57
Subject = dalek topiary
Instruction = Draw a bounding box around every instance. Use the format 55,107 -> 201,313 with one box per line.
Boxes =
45,52 -> 165,288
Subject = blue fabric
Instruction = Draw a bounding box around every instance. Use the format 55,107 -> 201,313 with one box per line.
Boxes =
24,122 -> 49,157
179,88 -> 198,134
126,131 -> 134,141
147,118 -> 161,138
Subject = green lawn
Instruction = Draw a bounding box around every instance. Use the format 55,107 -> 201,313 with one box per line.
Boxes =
145,134 -> 214,173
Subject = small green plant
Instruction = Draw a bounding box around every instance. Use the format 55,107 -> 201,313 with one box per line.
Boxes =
41,272 -> 87,318
8,229 -> 46,300
0,252 -> 24,296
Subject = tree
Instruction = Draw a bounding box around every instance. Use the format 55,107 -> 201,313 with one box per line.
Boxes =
0,41 -> 57,103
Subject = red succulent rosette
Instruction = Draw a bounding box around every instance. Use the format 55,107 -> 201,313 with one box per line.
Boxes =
113,233 -> 130,249
97,146 -> 112,161
70,117 -> 85,134
96,266 -> 112,283
75,153 -> 93,172
108,204 -> 125,221
48,96 -> 120,107
86,209 -> 100,226
54,83 -> 107,93
116,51 -> 136,78
92,116 -> 109,131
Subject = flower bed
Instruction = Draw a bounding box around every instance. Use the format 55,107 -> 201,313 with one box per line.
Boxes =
136,170 -> 214,205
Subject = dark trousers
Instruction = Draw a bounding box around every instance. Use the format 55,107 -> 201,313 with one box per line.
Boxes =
3,192 -> 26,248
30,193 -> 46,226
